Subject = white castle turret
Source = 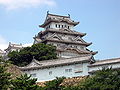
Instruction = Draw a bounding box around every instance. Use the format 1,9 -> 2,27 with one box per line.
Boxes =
5,42 -> 23,55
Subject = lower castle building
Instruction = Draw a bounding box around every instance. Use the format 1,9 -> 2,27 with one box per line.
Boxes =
20,56 -> 120,82
20,56 -> 92,81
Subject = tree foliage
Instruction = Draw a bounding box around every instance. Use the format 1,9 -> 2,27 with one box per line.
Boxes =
0,57 -> 41,90
0,57 -> 11,90
8,43 -> 57,66
79,67 -> 120,90
63,86 -> 80,90
11,74 -> 41,90
44,77 -> 65,90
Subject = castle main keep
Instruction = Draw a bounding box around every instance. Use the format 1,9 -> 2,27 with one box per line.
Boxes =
33,13 -> 97,58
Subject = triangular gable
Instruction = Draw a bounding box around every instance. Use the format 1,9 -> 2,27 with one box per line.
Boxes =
76,39 -> 83,43
59,28 -> 73,33
26,59 -> 42,67
64,29 -> 70,32
47,33 -> 63,41
73,36 -> 86,43
63,28 -> 73,33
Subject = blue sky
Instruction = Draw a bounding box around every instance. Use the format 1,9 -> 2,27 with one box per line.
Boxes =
0,0 -> 120,60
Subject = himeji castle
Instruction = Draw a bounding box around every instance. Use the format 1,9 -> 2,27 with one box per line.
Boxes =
18,13 -> 120,82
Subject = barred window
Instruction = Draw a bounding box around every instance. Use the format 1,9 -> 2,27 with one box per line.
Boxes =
49,71 -> 52,75
65,69 -> 72,72
30,73 -> 36,77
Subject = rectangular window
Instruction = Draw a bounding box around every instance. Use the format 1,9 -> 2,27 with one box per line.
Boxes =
74,46 -> 77,48
49,71 -> 52,75
81,46 -> 84,50
55,24 -> 57,28
62,25 -> 64,28
30,73 -> 36,77
65,69 -> 72,72
61,34 -> 65,37
57,43 -> 60,46
69,69 -> 72,72
68,26 -> 69,29
49,25 -> 50,28
59,25 -> 60,28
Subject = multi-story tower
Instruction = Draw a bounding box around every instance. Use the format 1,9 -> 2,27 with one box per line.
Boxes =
34,13 -> 97,58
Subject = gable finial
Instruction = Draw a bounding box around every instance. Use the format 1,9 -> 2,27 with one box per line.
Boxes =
47,11 -> 49,14
68,14 -> 70,17
9,42 -> 11,45
90,56 -> 96,64
33,56 -> 35,60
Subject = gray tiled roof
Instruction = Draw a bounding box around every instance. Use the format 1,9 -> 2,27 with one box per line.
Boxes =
89,58 -> 120,67
5,42 -> 23,51
19,55 -> 92,70
39,28 -> 86,37
40,13 -> 79,28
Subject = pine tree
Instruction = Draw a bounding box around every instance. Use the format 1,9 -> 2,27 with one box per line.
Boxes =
44,77 -> 65,90
11,74 -> 41,90
79,67 -> 120,90
0,57 -> 11,90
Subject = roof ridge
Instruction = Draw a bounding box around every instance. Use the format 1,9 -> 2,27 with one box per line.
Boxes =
38,55 -> 91,63
97,57 -> 120,62
48,13 -> 70,18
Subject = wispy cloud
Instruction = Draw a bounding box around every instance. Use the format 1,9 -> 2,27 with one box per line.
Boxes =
0,0 -> 56,10
0,35 -> 8,51
23,43 -> 33,47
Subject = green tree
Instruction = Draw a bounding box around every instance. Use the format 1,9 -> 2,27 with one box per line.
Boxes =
8,43 -> 57,66
31,43 -> 57,60
79,67 -> 120,90
0,57 -> 11,90
44,77 -> 65,90
11,74 -> 41,90
63,86 -> 80,90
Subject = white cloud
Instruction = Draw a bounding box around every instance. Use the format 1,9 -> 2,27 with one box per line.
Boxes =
0,35 -> 8,51
0,0 -> 56,10
23,43 -> 33,47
